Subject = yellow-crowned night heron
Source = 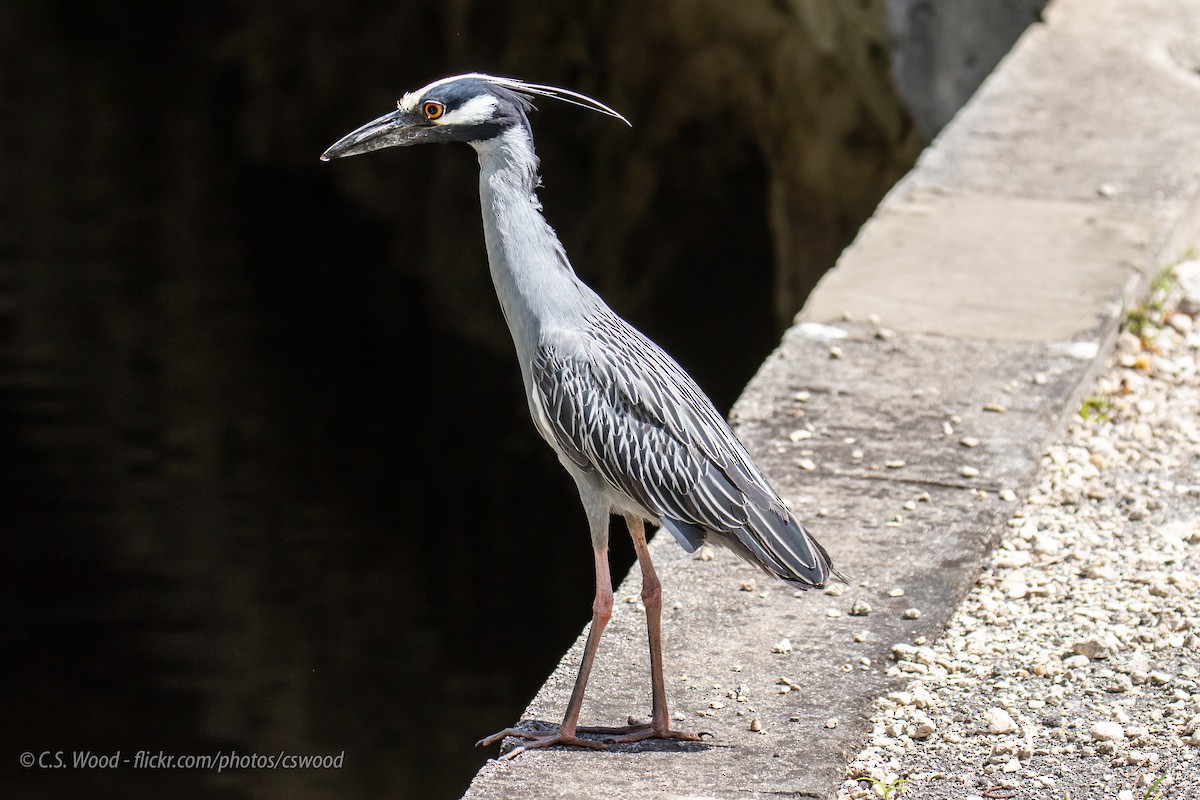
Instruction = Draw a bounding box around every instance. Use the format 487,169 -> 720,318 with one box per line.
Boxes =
322,74 -> 840,759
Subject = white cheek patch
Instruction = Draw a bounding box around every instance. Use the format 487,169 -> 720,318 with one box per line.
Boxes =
436,94 -> 499,126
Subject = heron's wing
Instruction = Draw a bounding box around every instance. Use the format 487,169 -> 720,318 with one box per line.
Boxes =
533,312 -> 833,587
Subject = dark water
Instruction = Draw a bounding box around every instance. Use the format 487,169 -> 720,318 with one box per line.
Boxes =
1,5 -> 790,799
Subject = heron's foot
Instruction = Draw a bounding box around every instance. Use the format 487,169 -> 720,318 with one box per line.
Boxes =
476,724 -> 608,760
603,724 -> 709,744
579,716 -> 710,744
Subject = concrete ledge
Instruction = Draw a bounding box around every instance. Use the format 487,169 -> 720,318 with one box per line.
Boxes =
464,1 -> 1200,797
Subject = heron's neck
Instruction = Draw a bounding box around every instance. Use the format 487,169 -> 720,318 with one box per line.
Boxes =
472,127 -> 598,370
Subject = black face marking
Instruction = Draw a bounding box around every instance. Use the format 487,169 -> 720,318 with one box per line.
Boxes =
415,79 -> 533,143
426,78 -> 495,114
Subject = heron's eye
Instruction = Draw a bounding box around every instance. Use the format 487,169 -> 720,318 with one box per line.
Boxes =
423,101 -> 445,121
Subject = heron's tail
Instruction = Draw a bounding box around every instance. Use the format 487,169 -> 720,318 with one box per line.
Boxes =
662,509 -> 845,590
745,507 -> 843,590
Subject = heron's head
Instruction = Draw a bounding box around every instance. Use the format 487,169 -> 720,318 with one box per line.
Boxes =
321,73 -> 628,161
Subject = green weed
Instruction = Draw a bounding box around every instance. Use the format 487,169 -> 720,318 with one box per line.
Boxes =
1126,262 -> 1177,337
1078,394 -> 1113,422
1143,772 -> 1168,800
855,775 -> 908,799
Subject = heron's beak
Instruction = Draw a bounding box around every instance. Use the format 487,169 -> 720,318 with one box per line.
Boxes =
320,108 -> 421,161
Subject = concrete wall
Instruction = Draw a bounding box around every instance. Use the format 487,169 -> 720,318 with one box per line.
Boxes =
885,0 -> 1051,137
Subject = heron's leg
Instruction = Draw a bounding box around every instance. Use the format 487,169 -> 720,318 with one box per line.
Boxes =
559,545 -> 615,735
476,546 -> 614,759
595,516 -> 703,744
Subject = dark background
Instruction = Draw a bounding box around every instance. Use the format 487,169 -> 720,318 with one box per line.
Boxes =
0,2 -> 1041,798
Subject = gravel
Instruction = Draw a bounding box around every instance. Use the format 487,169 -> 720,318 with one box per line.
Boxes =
839,265 -> 1200,800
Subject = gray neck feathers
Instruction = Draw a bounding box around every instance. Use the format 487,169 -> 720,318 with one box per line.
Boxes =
472,127 -> 600,382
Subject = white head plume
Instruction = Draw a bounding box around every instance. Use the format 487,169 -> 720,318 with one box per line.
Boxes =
482,75 -> 631,126
399,73 -> 630,127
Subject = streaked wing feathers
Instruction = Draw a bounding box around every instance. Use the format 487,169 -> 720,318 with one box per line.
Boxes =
532,311 -> 833,587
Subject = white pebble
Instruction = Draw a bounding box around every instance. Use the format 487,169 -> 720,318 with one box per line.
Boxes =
986,707 -> 1019,734
907,714 -> 935,739
994,550 -> 1032,569
1073,637 -> 1111,660
1032,533 -> 1060,555
999,573 -> 1027,599
1090,720 -> 1125,741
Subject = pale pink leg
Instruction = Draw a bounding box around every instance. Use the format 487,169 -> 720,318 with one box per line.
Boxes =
477,547 -> 615,759
599,516 -> 703,744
